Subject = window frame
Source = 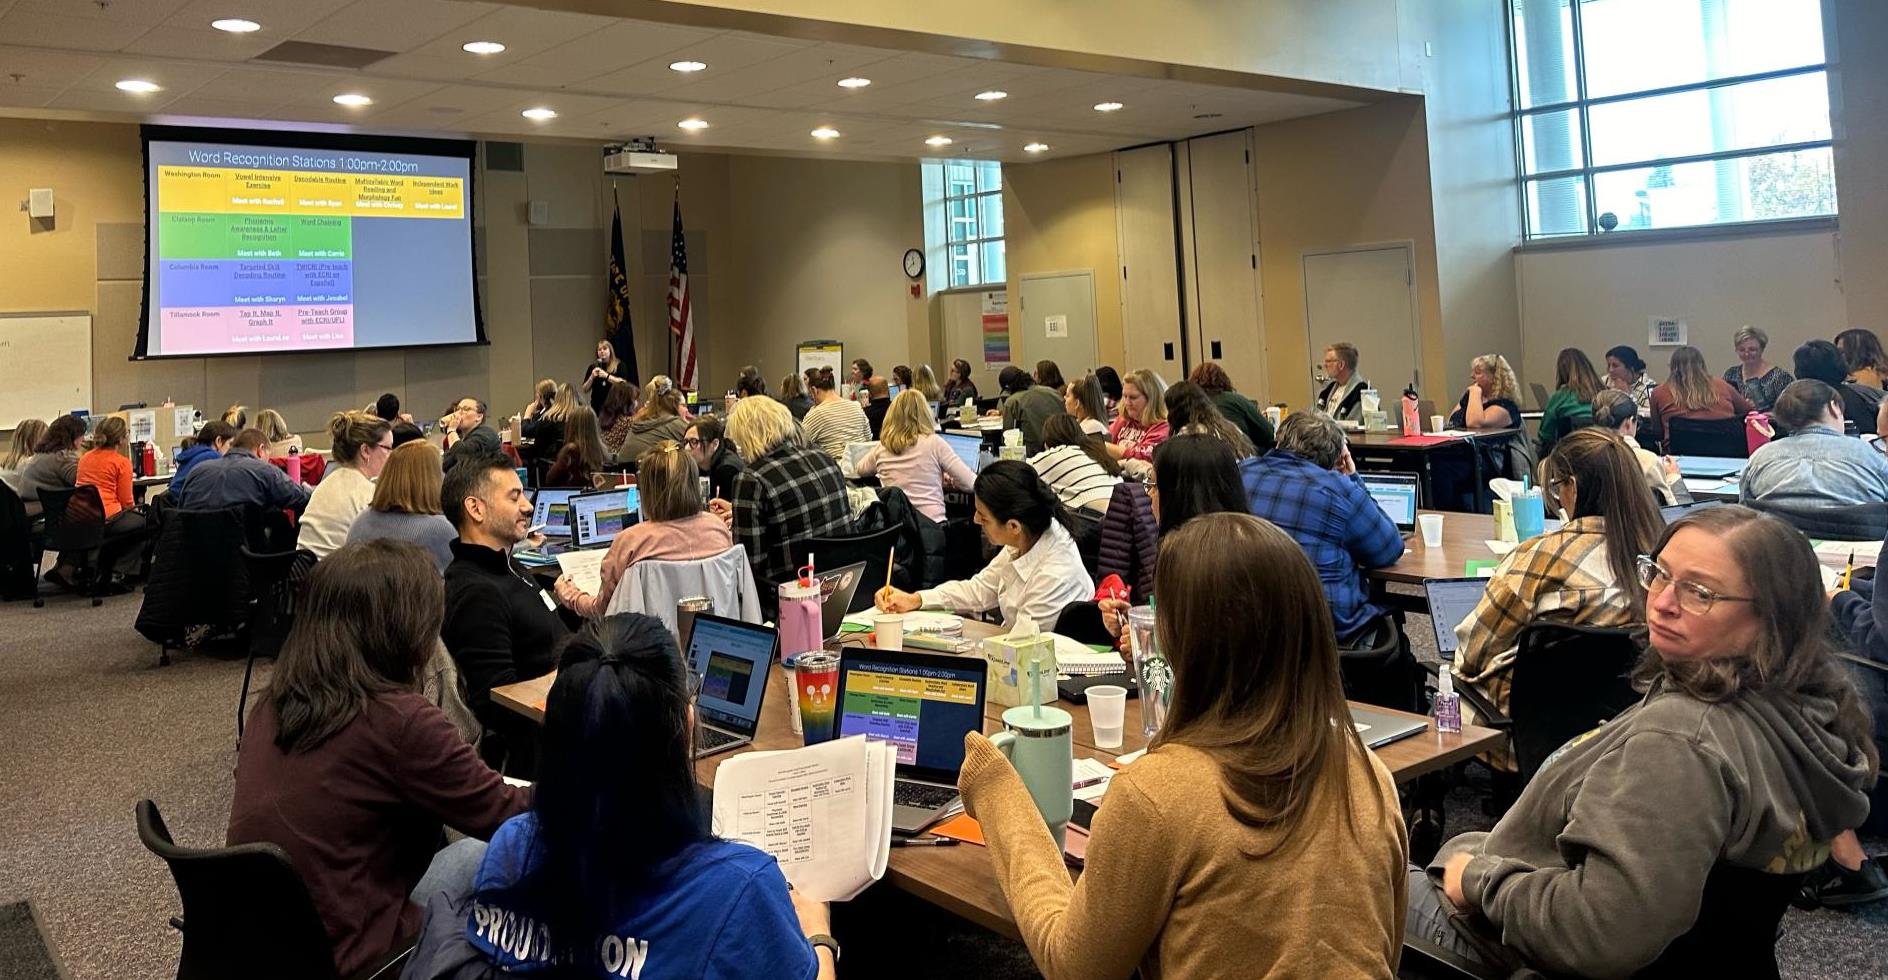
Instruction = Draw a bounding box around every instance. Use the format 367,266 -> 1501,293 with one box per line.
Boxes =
1508,0 -> 1834,241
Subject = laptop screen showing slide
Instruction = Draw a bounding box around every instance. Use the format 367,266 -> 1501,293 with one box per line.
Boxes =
531,488 -> 580,537
940,432 -> 985,474
1360,472 -> 1421,533
569,487 -> 639,548
836,648 -> 988,784
686,614 -> 776,738
1424,577 -> 1489,660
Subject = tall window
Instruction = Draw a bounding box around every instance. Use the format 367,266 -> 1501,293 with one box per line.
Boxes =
921,160 -> 1004,288
1512,0 -> 1835,239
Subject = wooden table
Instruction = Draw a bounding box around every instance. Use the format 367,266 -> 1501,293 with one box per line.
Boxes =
490,618 -> 1501,939
1347,428 -> 1521,514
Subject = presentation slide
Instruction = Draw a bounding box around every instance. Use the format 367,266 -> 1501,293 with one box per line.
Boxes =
138,126 -> 480,358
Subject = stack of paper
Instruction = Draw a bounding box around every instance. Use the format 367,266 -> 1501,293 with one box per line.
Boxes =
710,735 -> 894,902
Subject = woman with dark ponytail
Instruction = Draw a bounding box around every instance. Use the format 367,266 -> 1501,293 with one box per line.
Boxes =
426,613 -> 837,978
875,459 -> 1093,629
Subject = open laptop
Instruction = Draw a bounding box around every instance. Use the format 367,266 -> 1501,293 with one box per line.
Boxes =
687,614 -> 777,758
815,561 -> 868,637
835,648 -> 989,834
1360,472 -> 1421,538
1424,577 -> 1489,661
940,431 -> 986,474
1350,706 -> 1430,749
531,488 -> 582,538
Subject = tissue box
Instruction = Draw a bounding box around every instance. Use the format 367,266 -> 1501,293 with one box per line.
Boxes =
982,633 -> 1059,708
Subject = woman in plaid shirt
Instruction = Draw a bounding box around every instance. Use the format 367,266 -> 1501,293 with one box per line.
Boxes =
1452,429 -> 1664,768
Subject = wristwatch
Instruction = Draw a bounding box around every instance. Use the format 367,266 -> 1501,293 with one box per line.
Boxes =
807,934 -> 841,962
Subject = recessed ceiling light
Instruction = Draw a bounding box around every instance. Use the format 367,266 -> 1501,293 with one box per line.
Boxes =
115,79 -> 161,94
669,60 -> 707,73
521,107 -> 557,120
1023,142 -> 1050,153
810,126 -> 841,139
677,118 -> 710,130
836,76 -> 871,89
462,40 -> 506,55
332,93 -> 373,107
924,135 -> 953,147
210,18 -> 260,33
974,90 -> 1007,101
1093,101 -> 1124,112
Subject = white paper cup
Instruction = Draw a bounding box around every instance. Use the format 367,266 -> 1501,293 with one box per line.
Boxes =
1418,512 -> 1445,548
1087,684 -> 1128,749
1431,414 -> 1447,434
874,614 -> 905,651
782,660 -> 803,734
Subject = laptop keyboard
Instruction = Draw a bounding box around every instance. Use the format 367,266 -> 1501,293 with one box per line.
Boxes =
697,727 -> 740,751
893,781 -> 959,809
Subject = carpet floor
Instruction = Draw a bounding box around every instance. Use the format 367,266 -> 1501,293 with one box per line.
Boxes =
0,586 -> 1882,979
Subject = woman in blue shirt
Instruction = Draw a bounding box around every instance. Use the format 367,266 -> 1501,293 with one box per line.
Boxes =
411,614 -> 837,979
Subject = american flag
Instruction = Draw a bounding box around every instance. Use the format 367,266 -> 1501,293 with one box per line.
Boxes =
666,198 -> 698,391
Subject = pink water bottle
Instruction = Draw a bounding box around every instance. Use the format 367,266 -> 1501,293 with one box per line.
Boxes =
287,445 -> 302,483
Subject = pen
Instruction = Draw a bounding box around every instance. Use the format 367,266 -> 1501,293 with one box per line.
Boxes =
889,836 -> 960,847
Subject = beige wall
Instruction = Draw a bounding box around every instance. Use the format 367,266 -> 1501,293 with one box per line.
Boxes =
1251,99 -> 1445,408
1002,151 -> 1123,374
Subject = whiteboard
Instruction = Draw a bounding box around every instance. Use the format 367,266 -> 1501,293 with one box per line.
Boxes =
0,312 -> 92,427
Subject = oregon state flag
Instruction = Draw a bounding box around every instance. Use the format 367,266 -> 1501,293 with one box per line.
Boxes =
606,188 -> 639,383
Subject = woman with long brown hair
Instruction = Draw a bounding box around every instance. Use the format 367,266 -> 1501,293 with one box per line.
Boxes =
1418,506 -> 1877,976
1647,345 -> 1754,450
543,405 -> 609,488
960,512 -> 1406,978
228,540 -> 527,978
1451,428 -> 1663,765
1536,347 -> 1604,455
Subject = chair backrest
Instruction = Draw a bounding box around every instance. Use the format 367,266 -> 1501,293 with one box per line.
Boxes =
1743,499 -> 1888,542
611,544 -> 762,633
790,524 -> 905,597
1665,416 -> 1750,457
135,799 -> 344,980
39,484 -> 107,553
1508,622 -> 1644,781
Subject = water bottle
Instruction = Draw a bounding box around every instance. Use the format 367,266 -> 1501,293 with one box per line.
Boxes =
287,444 -> 302,483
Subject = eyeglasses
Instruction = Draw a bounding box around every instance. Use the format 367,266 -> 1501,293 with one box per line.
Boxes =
1635,555 -> 1754,616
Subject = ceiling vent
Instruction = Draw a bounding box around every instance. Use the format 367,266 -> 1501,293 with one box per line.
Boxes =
252,41 -> 396,70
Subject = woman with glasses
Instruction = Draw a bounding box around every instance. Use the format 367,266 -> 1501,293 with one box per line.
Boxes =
405,613 -> 836,978
299,410 -> 394,560
555,441 -> 731,619
1450,428 -> 1663,769
1411,505 -> 1877,977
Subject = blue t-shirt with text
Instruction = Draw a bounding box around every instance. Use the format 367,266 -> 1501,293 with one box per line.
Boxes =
467,813 -> 817,980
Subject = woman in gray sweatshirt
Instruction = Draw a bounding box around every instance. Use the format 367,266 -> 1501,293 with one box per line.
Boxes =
1410,505 -> 1877,978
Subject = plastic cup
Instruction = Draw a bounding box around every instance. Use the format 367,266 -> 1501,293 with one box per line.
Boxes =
1086,684 -> 1127,749
1431,414 -> 1447,434
794,651 -> 840,744
1418,512 -> 1445,548
782,657 -> 804,735
873,613 -> 905,651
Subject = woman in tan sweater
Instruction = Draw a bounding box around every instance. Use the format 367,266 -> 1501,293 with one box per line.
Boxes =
959,511 -> 1408,979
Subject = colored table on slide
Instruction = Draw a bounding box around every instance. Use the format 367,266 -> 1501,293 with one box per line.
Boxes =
152,164 -> 463,352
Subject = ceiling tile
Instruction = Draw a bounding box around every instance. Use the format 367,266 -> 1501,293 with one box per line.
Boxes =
0,9 -> 156,51
295,0 -> 497,54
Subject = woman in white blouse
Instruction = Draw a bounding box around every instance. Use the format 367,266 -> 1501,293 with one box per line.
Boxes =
297,411 -> 393,560
874,460 -> 1093,630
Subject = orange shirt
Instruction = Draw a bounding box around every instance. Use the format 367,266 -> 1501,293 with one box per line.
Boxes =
76,447 -> 134,518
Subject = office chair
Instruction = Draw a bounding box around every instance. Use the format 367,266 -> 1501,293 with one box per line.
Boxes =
136,800 -> 412,980
1664,416 -> 1749,458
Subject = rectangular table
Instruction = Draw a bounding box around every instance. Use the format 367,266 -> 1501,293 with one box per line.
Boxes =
490,620 -> 1500,938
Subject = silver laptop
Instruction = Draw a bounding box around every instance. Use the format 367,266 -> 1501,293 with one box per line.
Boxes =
1360,471 -> 1422,538
686,614 -> 777,759
835,648 -> 989,834
1350,706 -> 1429,748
